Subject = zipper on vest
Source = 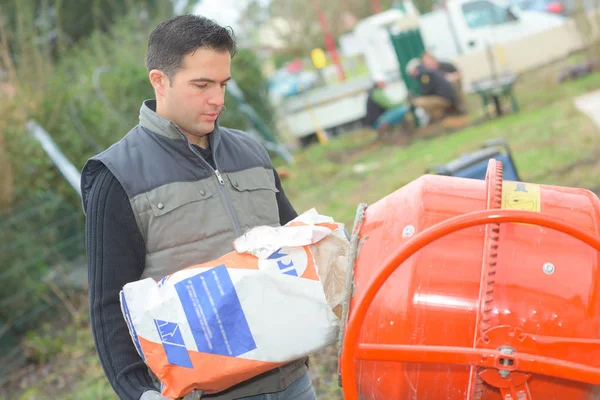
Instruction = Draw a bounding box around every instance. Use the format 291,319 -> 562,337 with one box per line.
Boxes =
214,169 -> 225,185
213,166 -> 242,237
175,124 -> 242,238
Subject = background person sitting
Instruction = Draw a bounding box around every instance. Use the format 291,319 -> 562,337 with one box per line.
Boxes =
422,51 -> 461,82
405,58 -> 460,122
421,51 -> 466,113
363,75 -> 411,134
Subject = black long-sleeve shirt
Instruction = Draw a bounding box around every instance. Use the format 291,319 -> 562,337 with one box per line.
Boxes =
85,146 -> 298,400
418,66 -> 458,103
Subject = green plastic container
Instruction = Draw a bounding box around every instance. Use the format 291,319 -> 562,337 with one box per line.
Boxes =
389,28 -> 426,96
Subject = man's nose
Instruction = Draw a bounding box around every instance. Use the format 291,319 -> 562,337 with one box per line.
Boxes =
208,86 -> 225,107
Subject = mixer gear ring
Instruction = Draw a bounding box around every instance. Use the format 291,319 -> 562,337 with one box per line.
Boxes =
470,159 -> 504,399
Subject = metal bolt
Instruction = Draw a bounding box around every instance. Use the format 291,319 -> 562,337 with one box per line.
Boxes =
403,225 -> 415,238
543,262 -> 555,275
498,346 -> 515,379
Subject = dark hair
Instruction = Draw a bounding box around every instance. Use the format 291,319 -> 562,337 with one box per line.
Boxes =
145,14 -> 237,79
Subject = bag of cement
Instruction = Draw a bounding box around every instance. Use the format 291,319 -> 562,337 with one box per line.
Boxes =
120,209 -> 350,399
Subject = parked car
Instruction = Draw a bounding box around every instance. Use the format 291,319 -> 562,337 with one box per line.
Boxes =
268,69 -> 320,100
509,0 -> 596,15
509,0 -> 565,15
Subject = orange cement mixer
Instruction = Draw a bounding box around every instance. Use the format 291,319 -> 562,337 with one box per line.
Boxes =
339,159 -> 600,400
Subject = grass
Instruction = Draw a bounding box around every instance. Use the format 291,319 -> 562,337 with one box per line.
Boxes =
2,57 -> 599,400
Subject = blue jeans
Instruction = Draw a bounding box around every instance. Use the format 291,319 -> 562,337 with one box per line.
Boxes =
373,105 -> 410,130
239,373 -> 317,400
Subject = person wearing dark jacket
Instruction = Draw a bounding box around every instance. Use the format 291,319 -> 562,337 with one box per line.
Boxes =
81,14 -> 315,400
422,51 -> 460,81
422,51 -> 466,113
406,58 -> 459,121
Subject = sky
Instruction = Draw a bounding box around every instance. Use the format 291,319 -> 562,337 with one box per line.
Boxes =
192,0 -> 270,31
193,0 -> 242,29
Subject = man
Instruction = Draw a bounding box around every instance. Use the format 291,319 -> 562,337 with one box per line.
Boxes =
405,58 -> 459,121
363,75 -> 410,134
421,51 -> 465,112
421,51 -> 460,82
81,15 -> 315,400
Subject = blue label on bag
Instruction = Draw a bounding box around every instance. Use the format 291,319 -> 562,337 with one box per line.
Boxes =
175,265 -> 256,357
154,319 -> 193,368
268,248 -> 298,276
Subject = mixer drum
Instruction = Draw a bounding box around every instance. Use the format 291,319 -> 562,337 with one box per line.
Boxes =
342,160 -> 600,399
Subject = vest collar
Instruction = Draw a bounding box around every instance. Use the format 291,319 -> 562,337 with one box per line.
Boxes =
139,99 -> 222,150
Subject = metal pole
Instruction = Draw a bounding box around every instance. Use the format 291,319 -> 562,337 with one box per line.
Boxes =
26,120 -> 82,198
311,0 -> 346,82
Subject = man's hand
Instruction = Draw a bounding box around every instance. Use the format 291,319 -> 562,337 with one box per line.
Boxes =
445,72 -> 461,82
141,390 -> 171,400
140,390 -> 204,400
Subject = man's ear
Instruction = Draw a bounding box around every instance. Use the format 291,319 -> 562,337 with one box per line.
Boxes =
149,69 -> 168,97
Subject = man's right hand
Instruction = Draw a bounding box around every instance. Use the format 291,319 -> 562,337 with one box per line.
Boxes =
141,390 -> 204,400
141,390 -> 171,400
446,72 -> 461,82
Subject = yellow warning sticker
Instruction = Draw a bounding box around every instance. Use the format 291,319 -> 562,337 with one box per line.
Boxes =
501,181 -> 541,212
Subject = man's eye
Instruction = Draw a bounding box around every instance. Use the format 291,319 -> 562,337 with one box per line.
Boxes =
195,84 -> 207,89
221,83 -> 228,88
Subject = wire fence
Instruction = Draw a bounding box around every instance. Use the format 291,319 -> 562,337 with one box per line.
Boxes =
0,191 -> 86,379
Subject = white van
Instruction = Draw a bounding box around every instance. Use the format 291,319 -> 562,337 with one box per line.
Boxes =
420,0 -> 567,61
352,0 -> 566,81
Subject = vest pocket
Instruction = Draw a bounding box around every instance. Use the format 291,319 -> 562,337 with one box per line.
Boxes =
226,168 -> 280,193
225,167 -> 281,229
146,182 -> 213,217
142,180 -> 228,256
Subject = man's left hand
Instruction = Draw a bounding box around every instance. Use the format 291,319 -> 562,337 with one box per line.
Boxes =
181,390 -> 203,400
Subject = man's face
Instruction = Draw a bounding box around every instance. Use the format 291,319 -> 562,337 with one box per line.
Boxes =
161,48 -> 231,139
422,54 -> 438,70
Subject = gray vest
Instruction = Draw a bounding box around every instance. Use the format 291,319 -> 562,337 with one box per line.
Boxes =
81,100 -> 307,399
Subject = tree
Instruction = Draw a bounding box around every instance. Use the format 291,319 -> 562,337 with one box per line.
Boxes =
0,0 -> 186,62
264,0 -> 322,56
221,48 -> 277,134
238,0 -> 270,48
265,0 -> 406,57
259,0 -> 439,58
568,0 -> 600,64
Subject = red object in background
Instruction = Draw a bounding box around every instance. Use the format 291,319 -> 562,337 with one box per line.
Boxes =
285,59 -> 304,74
546,1 -> 563,14
310,0 -> 345,82
370,0 -> 383,13
339,159 -> 600,399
